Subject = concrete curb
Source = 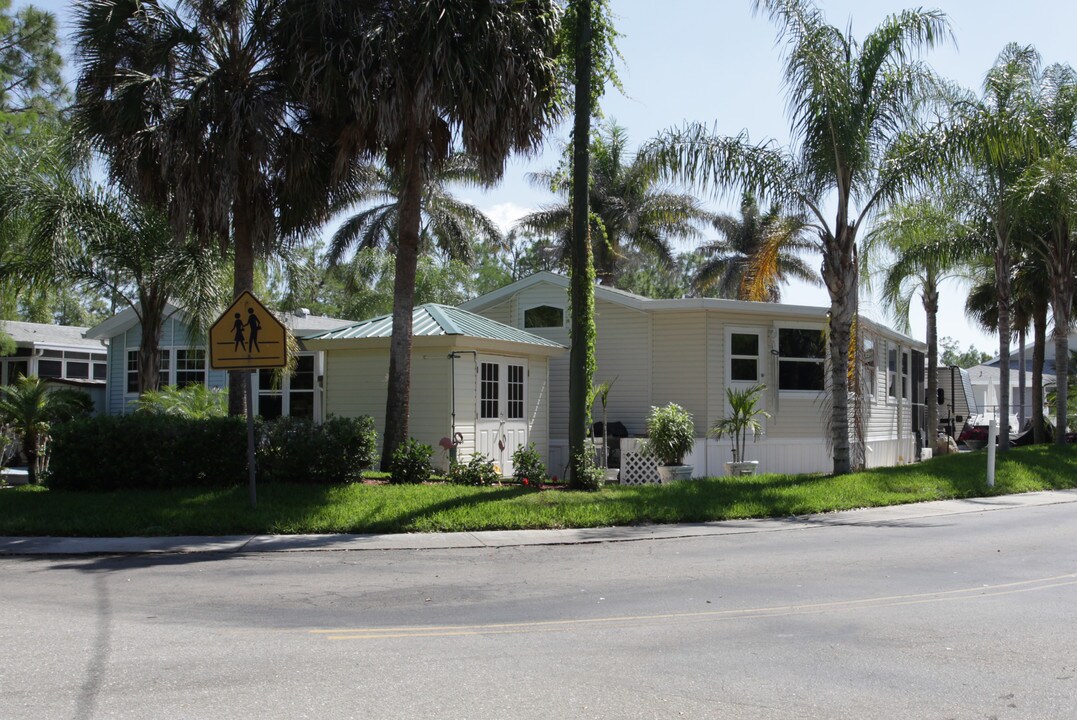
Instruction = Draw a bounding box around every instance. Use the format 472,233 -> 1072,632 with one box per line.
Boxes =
2,489 -> 1076,557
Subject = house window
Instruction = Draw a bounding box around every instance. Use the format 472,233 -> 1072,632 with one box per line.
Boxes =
259,354 -> 316,420
901,351 -> 909,401
480,362 -> 499,419
729,332 -> 759,382
778,328 -> 825,391
174,349 -> 206,388
524,305 -> 564,329
37,360 -> 62,378
863,337 -> 876,396
507,364 -> 524,420
127,348 -> 173,392
127,350 -> 139,393
257,369 -> 283,419
289,354 -> 316,419
5,360 -> 28,385
888,345 -> 898,399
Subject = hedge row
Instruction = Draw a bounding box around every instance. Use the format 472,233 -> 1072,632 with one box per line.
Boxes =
48,414 -> 377,491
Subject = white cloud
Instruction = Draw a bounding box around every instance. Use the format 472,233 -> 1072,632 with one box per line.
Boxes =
481,201 -> 533,233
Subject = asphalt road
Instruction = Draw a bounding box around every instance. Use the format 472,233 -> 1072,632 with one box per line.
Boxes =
2,502 -> 1076,720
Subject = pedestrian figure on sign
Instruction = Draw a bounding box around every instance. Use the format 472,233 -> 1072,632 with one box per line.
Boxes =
231,312 -> 246,351
246,308 -> 262,353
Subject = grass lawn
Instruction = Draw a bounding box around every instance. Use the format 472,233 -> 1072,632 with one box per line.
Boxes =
1,444 -> 1075,537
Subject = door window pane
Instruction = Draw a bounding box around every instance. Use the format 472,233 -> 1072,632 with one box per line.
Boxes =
480,362 -> 499,419
507,365 -> 524,419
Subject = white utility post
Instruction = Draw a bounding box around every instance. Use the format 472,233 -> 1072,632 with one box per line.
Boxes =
986,419 -> 997,488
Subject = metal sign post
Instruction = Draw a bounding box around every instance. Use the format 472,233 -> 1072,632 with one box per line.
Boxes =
246,372 -> 257,508
208,291 -> 287,509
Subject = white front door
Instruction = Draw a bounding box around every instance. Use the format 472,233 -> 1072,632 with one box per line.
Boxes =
476,356 -> 528,477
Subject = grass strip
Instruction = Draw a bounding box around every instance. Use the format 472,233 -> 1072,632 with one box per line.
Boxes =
1,444 -> 1075,537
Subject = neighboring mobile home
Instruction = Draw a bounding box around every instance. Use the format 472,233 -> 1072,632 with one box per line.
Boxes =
303,304 -> 564,475
85,304 -> 350,418
0,320 -> 109,413
461,272 -> 927,479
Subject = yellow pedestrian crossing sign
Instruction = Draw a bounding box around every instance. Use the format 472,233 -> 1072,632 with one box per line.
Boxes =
209,291 -> 288,370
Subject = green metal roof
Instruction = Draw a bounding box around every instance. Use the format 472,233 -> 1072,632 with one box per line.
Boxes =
303,304 -> 564,349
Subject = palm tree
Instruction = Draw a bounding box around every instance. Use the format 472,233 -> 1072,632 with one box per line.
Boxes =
278,0 -> 561,469
643,0 -> 951,474
864,196 -> 977,450
566,0 -> 597,489
519,121 -> 711,286
964,250 -> 1053,443
0,139 -> 225,395
72,0 -> 358,415
907,44 -> 1042,451
692,193 -> 817,301
1015,63 -> 1077,444
0,375 -> 89,484
327,154 -> 503,267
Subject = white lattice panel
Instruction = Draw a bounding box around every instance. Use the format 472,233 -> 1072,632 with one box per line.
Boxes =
620,438 -> 661,484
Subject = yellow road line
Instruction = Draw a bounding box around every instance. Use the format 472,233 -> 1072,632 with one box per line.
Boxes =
310,572 -> 1077,641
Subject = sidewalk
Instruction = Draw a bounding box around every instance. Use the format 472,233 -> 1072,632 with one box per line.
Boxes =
2,489 -> 1076,556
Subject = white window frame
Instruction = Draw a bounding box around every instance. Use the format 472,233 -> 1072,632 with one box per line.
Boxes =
901,350 -> 910,403
520,302 -> 566,331
253,351 -> 320,420
886,342 -> 899,405
125,346 -> 208,395
862,336 -> 877,400
725,326 -> 764,386
775,323 -> 826,396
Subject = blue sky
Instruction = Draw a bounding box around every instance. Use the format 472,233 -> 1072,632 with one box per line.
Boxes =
24,0 -> 1077,353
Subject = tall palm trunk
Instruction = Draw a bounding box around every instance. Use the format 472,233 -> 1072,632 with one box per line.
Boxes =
137,291 -> 167,395
1049,219 -> 1073,445
1032,300 -> 1048,443
380,135 -> 423,470
924,273 -> 939,452
1017,327 -> 1026,428
822,224 -> 857,475
994,227 -> 1012,450
229,193 -> 257,416
568,0 -> 595,486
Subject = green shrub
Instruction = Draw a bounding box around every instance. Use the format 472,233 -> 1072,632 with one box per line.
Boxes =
448,453 -> 501,486
570,451 -> 605,491
260,415 -> 377,484
49,414 -> 248,491
49,413 -> 377,491
389,439 -> 434,484
512,443 -> 546,485
641,403 -> 695,466
135,385 -> 227,419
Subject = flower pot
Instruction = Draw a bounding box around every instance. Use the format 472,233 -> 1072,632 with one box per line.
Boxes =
657,464 -> 693,483
724,461 -> 758,477
604,468 -> 620,484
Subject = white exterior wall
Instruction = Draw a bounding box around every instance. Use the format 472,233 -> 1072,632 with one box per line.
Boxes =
470,278 -> 922,477
325,345 -> 552,473
324,348 -> 452,467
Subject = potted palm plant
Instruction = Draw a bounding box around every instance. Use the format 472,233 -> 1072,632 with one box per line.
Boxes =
710,384 -> 770,476
589,377 -> 618,483
641,403 -> 695,483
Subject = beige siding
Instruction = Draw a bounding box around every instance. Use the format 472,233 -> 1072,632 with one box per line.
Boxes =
593,299 -> 651,436
650,311 -> 708,429
324,348 -> 451,463
480,300 -> 512,325
528,356 -> 550,466
452,352 -> 478,464
513,284 -> 567,328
